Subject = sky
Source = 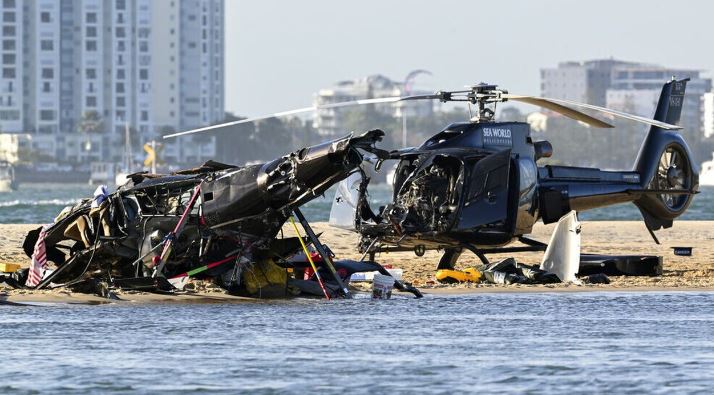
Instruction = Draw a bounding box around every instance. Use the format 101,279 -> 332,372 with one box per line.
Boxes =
226,0 -> 713,117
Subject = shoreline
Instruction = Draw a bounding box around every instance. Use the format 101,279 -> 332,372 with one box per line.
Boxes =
1,221 -> 713,304
3,285 -> 714,306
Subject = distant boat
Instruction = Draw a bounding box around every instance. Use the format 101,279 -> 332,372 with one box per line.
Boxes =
0,161 -> 17,192
114,172 -> 129,186
89,162 -> 117,186
701,153 -> 714,186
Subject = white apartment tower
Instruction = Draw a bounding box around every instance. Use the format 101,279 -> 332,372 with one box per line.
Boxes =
0,0 -> 224,165
0,0 -> 23,132
151,0 -> 224,130
0,0 -> 154,162
74,0 -> 154,161
26,0 -> 60,136
152,0 -> 224,164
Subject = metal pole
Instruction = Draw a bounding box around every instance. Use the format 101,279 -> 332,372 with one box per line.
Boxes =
150,140 -> 157,174
153,183 -> 202,278
402,105 -> 407,147
292,208 -> 351,298
289,217 -> 331,300
125,121 -> 131,173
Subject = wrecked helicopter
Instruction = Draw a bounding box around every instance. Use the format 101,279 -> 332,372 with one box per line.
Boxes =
19,130 -> 421,299
17,77 -> 698,297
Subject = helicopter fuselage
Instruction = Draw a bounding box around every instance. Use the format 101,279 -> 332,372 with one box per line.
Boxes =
355,118 -> 696,254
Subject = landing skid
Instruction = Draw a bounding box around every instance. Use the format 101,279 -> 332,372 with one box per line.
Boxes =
360,236 -> 547,268
361,237 -> 662,276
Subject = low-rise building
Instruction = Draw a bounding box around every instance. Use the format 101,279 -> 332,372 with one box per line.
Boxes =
542,59 -> 711,138
703,92 -> 714,139
313,74 -> 433,137
607,65 -> 710,134
540,59 -> 639,106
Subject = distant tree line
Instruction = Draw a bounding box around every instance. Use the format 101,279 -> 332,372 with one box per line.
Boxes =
210,106 -> 714,168
209,108 -> 473,165
532,114 -> 714,170
210,113 -> 318,165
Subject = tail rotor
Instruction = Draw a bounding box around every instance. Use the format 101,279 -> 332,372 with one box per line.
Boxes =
653,145 -> 693,211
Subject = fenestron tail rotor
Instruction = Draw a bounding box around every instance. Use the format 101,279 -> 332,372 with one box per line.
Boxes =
654,145 -> 692,211
164,82 -> 682,139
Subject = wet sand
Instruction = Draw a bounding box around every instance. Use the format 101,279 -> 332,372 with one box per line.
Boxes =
1,221 -> 713,303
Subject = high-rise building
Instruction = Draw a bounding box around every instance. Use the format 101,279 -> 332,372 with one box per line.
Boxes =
0,0 -> 155,163
151,0 -> 224,164
0,0 -> 24,132
26,0 -> 60,136
0,0 -> 224,165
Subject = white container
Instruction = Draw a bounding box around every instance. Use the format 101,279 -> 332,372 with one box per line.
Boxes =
372,273 -> 395,299
350,272 -> 373,282
350,268 -> 403,282
385,268 -> 403,281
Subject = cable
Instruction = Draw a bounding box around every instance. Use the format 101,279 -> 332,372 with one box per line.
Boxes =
50,217 -> 103,288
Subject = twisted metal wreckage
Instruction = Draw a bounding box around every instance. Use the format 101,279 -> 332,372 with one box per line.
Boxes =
16,130 -> 422,299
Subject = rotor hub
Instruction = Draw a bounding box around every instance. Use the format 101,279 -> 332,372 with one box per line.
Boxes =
666,166 -> 683,188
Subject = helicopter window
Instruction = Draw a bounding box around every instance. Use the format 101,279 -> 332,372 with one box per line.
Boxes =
121,196 -> 140,222
423,129 -> 464,147
297,148 -> 307,160
485,164 -> 508,192
468,168 -> 487,201
518,159 -> 537,190
468,164 -> 507,201
467,150 -> 511,202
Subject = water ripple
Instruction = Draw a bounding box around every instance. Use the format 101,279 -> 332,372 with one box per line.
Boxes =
1,292 -> 713,394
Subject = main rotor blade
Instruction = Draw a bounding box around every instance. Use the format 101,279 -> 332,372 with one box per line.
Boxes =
163,97 -> 404,139
505,94 -> 682,130
400,93 -> 445,101
320,96 -> 402,108
163,106 -> 317,138
504,95 -> 613,128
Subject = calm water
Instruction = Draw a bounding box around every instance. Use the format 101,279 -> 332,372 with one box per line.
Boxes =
1,183 -> 713,224
1,292 -> 713,394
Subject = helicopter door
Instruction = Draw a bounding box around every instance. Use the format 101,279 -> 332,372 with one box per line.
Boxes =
329,172 -> 362,231
457,149 -> 512,230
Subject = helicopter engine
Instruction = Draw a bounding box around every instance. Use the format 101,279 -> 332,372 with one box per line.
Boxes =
389,157 -> 461,233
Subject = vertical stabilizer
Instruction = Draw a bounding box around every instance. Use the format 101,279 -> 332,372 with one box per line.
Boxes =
652,78 -> 687,125
632,78 -> 698,238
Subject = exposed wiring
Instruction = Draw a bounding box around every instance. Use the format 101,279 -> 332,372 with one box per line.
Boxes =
51,217 -> 103,289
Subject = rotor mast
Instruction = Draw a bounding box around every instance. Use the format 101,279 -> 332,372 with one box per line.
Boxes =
468,83 -> 503,123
